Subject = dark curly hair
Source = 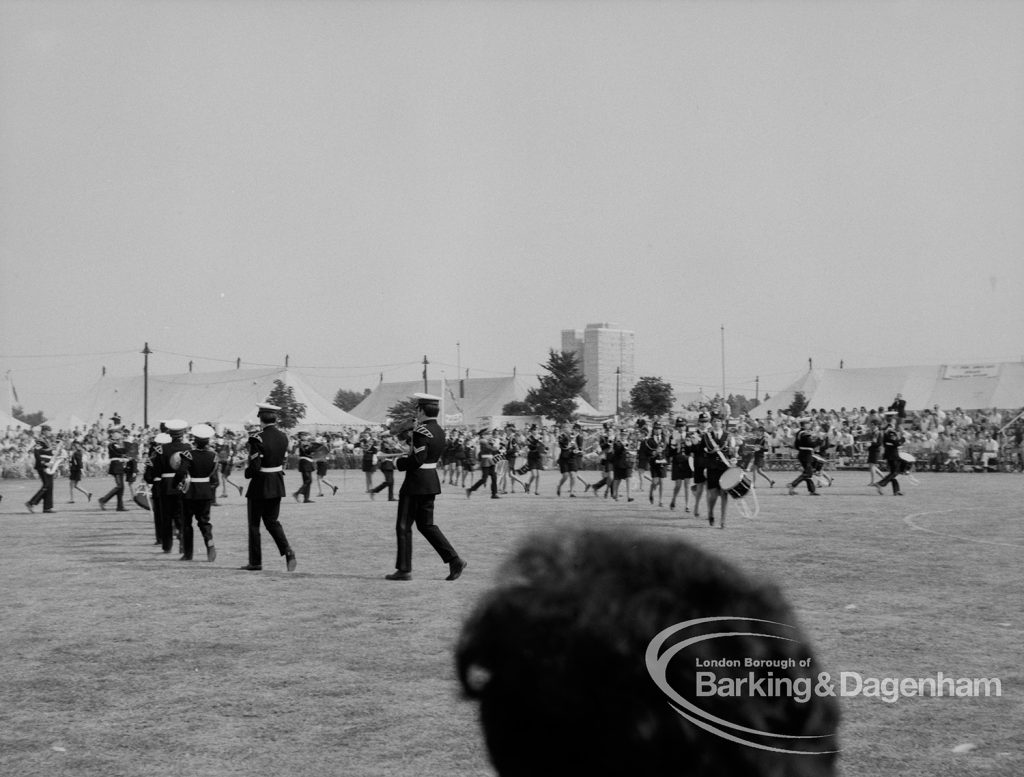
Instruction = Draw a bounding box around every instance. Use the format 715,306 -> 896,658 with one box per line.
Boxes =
455,527 -> 840,777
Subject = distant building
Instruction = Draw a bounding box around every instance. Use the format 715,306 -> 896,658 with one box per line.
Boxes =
560,322 -> 636,414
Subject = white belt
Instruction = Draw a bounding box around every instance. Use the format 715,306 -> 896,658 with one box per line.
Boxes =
299,456 -> 313,462
161,473 -> 175,478
260,466 -> 283,473
189,477 -> 210,483
419,462 -> 438,469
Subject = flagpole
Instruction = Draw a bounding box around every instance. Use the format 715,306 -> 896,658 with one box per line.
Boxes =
440,372 -> 446,429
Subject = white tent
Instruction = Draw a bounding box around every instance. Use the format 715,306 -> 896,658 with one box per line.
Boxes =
43,368 -> 372,431
751,362 -> 1024,418
0,408 -> 31,431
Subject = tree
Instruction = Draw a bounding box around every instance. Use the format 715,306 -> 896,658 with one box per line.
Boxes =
265,379 -> 306,429
629,377 -> 674,419
502,400 -> 534,416
334,387 -> 370,412
386,398 -> 420,429
525,349 -> 586,425
12,405 -> 46,427
728,394 -> 759,416
787,391 -> 808,417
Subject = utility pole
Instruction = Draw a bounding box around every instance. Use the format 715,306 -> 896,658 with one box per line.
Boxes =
615,366 -> 621,418
720,325 -> 726,399
422,355 -> 429,393
142,342 -> 152,427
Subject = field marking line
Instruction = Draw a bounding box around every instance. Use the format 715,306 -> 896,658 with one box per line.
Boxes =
903,508 -> 1024,549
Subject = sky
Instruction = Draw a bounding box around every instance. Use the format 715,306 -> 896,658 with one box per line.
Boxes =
2,0 -> 1022,418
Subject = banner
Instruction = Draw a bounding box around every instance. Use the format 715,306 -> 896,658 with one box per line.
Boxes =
943,364 -> 1000,379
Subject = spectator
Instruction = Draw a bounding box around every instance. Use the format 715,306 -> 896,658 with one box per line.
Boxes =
456,526 -> 840,777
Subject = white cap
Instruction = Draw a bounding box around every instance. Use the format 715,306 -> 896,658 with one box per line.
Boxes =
165,419 -> 188,432
154,433 -> 172,444
190,423 -> 215,439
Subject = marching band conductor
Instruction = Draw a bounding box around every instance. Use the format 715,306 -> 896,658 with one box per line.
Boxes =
385,393 -> 467,581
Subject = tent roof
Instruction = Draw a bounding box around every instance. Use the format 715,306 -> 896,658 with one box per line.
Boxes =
751,362 -> 1024,417
43,368 -> 372,430
1,409 -> 31,431
351,375 -> 600,424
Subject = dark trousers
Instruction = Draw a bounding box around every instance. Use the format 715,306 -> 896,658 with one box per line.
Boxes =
371,470 -> 395,499
297,469 -> 313,501
29,469 -> 54,510
789,452 -> 817,493
394,492 -> 457,573
181,498 -> 214,559
469,465 -> 497,496
877,454 -> 901,493
157,492 -> 183,552
101,473 -> 125,509
247,497 -> 291,567
150,486 -> 162,542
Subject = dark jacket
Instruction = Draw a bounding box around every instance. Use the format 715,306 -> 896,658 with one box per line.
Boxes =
244,425 -> 289,500
396,418 -> 444,496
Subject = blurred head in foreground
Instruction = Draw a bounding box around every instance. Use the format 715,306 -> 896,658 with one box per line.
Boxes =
455,527 -> 840,777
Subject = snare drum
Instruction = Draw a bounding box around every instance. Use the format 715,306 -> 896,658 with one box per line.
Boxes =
898,452 -> 916,464
719,467 -> 752,499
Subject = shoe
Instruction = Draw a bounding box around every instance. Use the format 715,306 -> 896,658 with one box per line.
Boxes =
556,487 -> 561,497
317,492 -> 324,497
388,497 -> 396,501
465,488 -> 472,499
769,480 -> 775,488
649,494 -> 653,504
116,507 -> 128,512
569,493 -> 576,498
874,484 -> 884,495
491,494 -> 500,499
179,555 -> 192,561
303,499 -> 314,503
685,507 -> 690,513
237,485 -> 244,497
285,552 -> 297,572
207,545 -> 217,562
153,540 -> 161,546
331,485 -> 339,496
369,490 -> 375,500
25,501 -> 35,513
43,509 -> 56,514
87,492 -> 93,502
894,491 -> 904,496
583,483 -> 590,493
788,487 -> 797,496
68,500 -> 76,504
446,558 -> 467,581
669,501 -> 675,510
293,492 -> 300,503
810,491 -> 821,496
708,516 -> 715,526
240,564 -> 262,571
385,571 -> 412,581
627,498 -> 635,502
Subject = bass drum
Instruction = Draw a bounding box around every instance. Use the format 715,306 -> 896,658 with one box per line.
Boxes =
719,467 -> 752,499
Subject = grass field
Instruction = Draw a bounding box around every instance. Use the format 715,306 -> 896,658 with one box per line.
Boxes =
1,468 -> 1021,777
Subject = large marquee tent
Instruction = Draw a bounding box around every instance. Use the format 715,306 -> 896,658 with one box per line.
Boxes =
351,375 -> 601,426
751,362 -> 1024,418
42,368 -> 372,432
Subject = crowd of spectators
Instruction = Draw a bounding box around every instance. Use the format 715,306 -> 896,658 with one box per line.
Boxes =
3,401 -> 1022,480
